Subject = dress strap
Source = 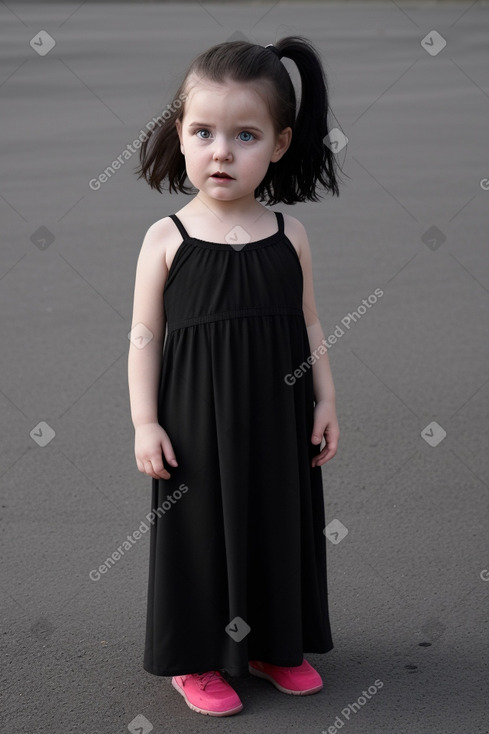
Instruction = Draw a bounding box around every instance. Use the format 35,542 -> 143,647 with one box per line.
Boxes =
168,214 -> 190,241
169,211 -> 284,241
275,210 -> 284,235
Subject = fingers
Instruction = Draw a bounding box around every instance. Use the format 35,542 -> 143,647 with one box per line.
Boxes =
136,437 -> 179,480
136,454 -> 174,480
151,439 -> 178,479
312,444 -> 337,467
148,460 -> 172,480
311,432 -> 339,467
137,460 -> 169,480
161,436 -> 179,470
144,456 -> 171,479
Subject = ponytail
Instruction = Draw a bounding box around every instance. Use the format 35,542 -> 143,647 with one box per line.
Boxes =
266,35 -> 342,204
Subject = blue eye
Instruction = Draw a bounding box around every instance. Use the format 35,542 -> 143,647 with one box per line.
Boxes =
238,131 -> 254,142
196,129 -> 211,139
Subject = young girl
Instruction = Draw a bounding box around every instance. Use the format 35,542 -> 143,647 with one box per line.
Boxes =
128,36 -> 342,718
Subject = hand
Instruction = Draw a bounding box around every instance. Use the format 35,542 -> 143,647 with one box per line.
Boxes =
310,400 -> 339,467
134,422 -> 178,479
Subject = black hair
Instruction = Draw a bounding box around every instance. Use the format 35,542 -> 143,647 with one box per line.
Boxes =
135,36 -> 345,205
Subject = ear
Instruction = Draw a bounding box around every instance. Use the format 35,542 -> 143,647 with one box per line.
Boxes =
175,118 -> 184,155
270,126 -> 292,163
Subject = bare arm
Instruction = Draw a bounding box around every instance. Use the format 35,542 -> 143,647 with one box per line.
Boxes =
128,218 -> 178,478
286,214 -> 339,466
285,215 -> 336,404
306,320 -> 336,405
300,233 -> 336,407
128,222 -> 167,427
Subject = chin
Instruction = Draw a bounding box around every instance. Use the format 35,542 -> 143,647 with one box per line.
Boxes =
206,186 -> 238,197
209,193 -> 238,201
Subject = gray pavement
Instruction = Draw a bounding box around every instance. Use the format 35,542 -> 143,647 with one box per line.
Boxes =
1,2 -> 488,733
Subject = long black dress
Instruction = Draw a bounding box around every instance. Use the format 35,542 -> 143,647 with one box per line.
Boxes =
143,210 -> 334,678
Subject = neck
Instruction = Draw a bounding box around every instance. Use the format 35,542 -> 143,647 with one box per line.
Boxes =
194,192 -> 265,223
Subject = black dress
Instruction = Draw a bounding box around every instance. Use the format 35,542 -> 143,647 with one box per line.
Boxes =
143,210 -> 334,678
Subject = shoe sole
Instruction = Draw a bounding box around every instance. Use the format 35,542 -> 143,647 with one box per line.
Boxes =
171,677 -> 243,717
248,665 -> 323,695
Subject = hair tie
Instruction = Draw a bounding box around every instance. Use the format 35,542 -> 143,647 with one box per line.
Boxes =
265,43 -> 281,59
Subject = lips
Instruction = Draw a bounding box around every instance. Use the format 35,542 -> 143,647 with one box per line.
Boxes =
211,172 -> 233,179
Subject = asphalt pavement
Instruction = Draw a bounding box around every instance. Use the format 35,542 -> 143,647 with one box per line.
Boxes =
1,2 -> 488,733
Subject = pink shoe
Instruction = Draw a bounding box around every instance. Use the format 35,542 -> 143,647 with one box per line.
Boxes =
172,671 -> 243,716
249,658 -> 323,695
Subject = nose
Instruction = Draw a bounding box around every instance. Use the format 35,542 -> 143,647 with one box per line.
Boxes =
212,134 -> 232,162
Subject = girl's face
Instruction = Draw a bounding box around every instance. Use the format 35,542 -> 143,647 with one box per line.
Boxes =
175,76 -> 291,207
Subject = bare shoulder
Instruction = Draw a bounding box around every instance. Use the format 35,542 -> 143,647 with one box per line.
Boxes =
281,213 -> 319,327
282,212 -> 309,259
140,215 -> 182,271
144,214 -> 181,248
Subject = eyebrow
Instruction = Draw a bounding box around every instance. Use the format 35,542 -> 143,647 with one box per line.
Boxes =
187,122 -> 264,133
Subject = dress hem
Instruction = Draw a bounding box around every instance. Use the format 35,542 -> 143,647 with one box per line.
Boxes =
143,643 -> 334,678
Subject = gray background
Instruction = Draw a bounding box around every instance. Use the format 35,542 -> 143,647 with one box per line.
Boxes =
1,2 -> 488,733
